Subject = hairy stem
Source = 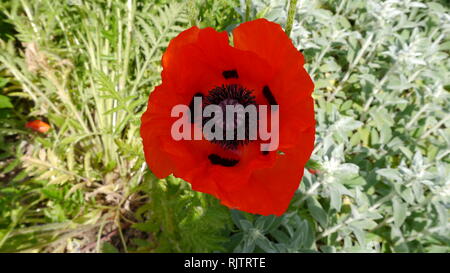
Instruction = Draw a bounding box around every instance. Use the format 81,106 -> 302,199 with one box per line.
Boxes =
245,0 -> 252,21
188,0 -> 197,27
285,0 -> 298,37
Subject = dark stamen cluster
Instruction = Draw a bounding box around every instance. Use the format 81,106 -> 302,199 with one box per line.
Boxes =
186,74 -> 279,167
204,84 -> 255,107
203,84 -> 257,150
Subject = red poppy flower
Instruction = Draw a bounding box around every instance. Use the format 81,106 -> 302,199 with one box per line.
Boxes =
140,19 -> 315,216
26,120 -> 51,133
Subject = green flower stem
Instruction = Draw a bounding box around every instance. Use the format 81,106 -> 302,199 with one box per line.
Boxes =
285,0 -> 298,37
188,0 -> 197,26
245,0 -> 252,21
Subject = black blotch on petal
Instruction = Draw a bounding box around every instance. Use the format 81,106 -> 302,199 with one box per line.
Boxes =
188,93 -> 203,123
262,151 -> 269,155
262,85 -> 278,106
208,154 -> 239,167
222,69 -> 239,79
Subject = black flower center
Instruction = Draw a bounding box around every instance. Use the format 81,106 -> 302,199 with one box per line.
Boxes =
202,84 -> 256,150
186,71 -> 279,167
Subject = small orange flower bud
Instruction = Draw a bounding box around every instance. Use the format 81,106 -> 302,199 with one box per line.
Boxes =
26,120 -> 51,133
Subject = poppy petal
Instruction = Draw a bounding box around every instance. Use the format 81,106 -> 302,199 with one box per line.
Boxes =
140,83 -> 181,178
233,19 -> 315,148
161,27 -> 234,97
232,18 -> 304,75
233,18 -> 313,103
218,127 -> 315,216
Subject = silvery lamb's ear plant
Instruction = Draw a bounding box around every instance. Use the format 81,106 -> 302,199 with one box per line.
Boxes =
0,0 -> 448,253
229,0 -> 449,253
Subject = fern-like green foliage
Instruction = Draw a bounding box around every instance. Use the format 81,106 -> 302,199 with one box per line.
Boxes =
132,174 -> 232,253
0,0 -> 203,252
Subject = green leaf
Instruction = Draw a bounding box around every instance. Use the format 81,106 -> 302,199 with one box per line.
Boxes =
392,198 -> 408,228
307,198 -> 328,228
239,220 -> 253,231
0,95 -> 13,109
255,236 -> 275,252
305,159 -> 322,171
101,242 -> 119,253
255,215 -> 278,233
377,168 -> 403,182
329,184 -> 342,211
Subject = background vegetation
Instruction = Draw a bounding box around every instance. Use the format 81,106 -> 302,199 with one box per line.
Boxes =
0,0 -> 448,253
